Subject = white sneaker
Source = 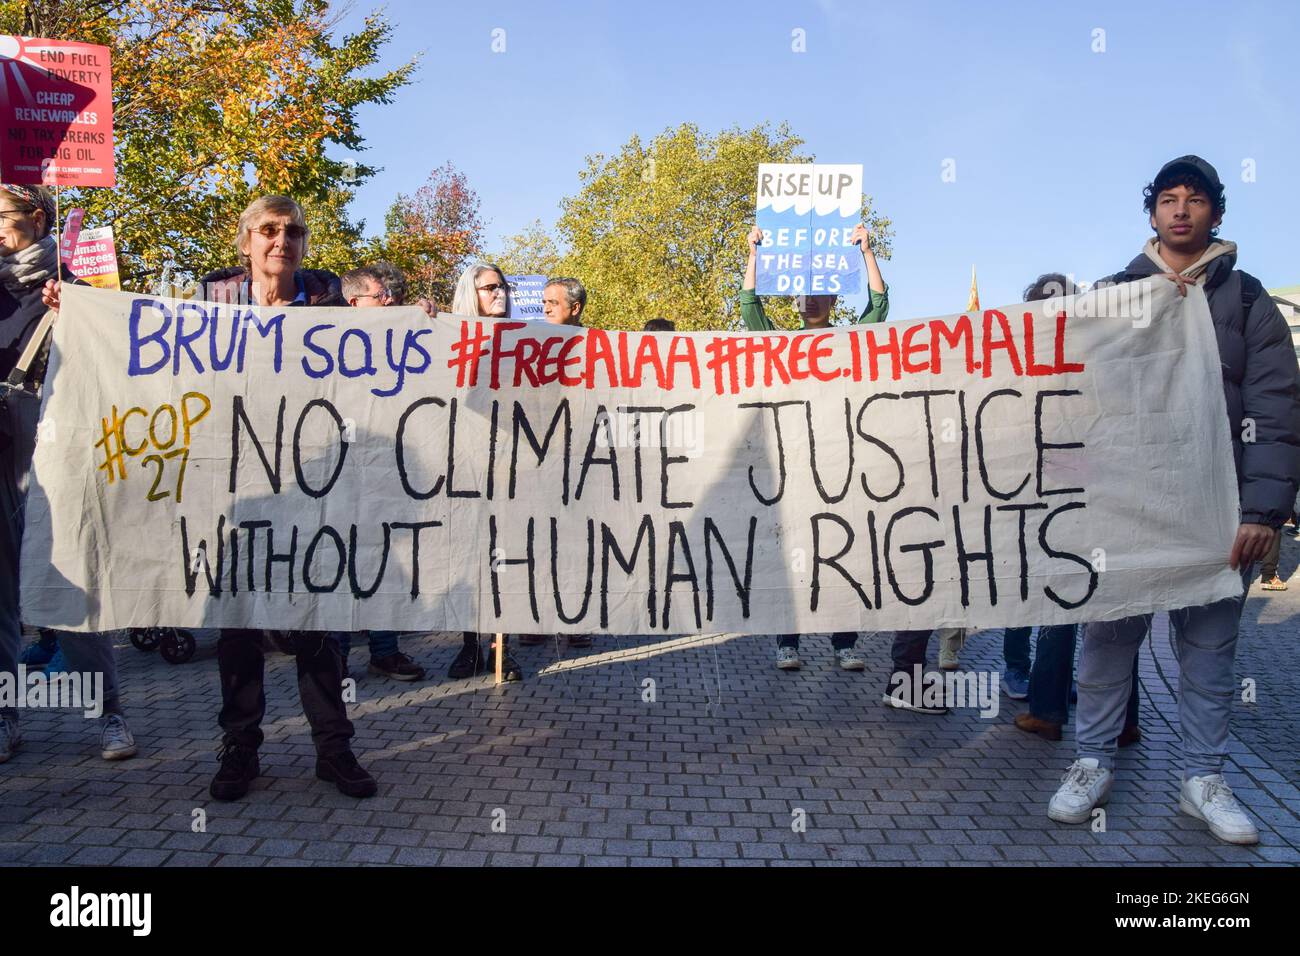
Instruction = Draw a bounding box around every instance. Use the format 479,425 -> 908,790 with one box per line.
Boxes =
835,648 -> 865,671
1047,758 -> 1113,824
1179,774 -> 1259,845
100,714 -> 138,761
775,646 -> 801,670
0,715 -> 19,763
937,628 -> 963,671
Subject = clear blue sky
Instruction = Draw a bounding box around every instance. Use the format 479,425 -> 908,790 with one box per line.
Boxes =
332,0 -> 1299,321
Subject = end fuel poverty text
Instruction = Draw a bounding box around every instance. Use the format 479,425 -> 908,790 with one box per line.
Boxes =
124,298 -> 1086,399
176,382 -> 1099,630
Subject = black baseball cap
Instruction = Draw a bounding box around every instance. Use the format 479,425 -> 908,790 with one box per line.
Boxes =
1153,154 -> 1222,192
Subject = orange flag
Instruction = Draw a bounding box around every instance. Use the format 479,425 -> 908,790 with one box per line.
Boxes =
966,265 -> 980,312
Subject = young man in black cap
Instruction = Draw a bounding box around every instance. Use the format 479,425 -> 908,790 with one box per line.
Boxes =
1047,156 -> 1300,845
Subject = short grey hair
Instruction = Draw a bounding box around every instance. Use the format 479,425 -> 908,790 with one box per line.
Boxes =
451,262 -> 511,317
340,265 -> 386,301
236,195 -> 308,270
545,276 -> 587,313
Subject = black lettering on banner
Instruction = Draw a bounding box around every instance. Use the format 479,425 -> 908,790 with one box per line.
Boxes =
180,515 -> 225,596
884,507 -> 944,606
486,400 -> 500,500
996,502 -> 1049,600
658,404 -> 695,509
391,520 -> 441,597
952,504 -> 996,607
395,396 -> 446,500
446,398 -> 480,499
958,390 -> 970,503
575,405 -> 619,502
510,400 -> 572,505
974,388 -> 1030,500
855,394 -> 904,502
806,398 -> 854,504
550,517 -> 595,625
600,516 -> 657,628
230,395 -> 285,493
348,523 -> 391,598
704,516 -> 757,621
867,510 -> 883,609
738,400 -> 802,505
810,513 -> 872,612
1035,389 -> 1085,497
240,520 -> 271,592
293,398 -> 349,498
266,525 -> 299,593
490,514 -> 538,621
304,525 -> 346,593
901,389 -> 954,500
228,524 -> 239,593
662,521 -> 702,631
1039,502 -> 1098,609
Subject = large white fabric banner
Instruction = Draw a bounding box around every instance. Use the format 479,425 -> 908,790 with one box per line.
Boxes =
21,280 -> 1243,634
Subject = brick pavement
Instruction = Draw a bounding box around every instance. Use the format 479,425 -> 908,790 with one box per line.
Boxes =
2,554 -> 1298,866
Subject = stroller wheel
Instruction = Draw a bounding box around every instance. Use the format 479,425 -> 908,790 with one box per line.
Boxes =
159,628 -> 197,664
129,628 -> 163,652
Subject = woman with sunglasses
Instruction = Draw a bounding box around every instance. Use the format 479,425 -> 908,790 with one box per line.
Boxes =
194,195 -> 376,802
0,184 -> 140,765
198,194 -> 345,306
445,262 -> 525,682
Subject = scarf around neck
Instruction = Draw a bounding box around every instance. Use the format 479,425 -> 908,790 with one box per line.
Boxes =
0,233 -> 58,297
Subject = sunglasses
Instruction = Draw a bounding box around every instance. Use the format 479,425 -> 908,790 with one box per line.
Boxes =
254,223 -> 307,240
476,282 -> 507,294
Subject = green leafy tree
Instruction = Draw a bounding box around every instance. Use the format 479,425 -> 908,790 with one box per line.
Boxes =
490,219 -> 562,278
0,0 -> 416,290
555,122 -> 892,331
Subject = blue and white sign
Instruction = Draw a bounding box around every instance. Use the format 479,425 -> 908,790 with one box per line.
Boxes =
507,274 -> 547,319
755,163 -> 863,296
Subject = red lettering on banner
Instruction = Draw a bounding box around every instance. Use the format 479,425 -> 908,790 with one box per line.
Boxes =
929,315 -> 975,375
1054,312 -> 1086,373
629,335 -> 667,388
762,335 -> 792,386
864,324 -> 901,381
981,310 -> 1022,378
808,333 -> 838,382
665,336 -> 700,390
488,321 -> 528,389
585,328 -> 619,388
557,336 -> 585,386
901,323 -> 929,374
1022,312 -> 1055,376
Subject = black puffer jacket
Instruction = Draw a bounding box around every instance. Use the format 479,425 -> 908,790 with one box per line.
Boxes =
197,266 -> 346,306
1098,243 -> 1300,528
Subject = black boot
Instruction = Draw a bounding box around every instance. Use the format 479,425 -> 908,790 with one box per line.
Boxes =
210,738 -> 260,801
316,750 -> 378,798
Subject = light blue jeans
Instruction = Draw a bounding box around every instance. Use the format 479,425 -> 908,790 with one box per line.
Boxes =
1076,566 -> 1251,779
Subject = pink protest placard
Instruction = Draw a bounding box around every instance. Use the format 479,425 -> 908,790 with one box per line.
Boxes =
0,35 -> 114,187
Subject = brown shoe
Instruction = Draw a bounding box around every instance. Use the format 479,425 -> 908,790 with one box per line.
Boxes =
1118,724 -> 1141,748
566,634 -> 592,648
1014,711 -> 1063,741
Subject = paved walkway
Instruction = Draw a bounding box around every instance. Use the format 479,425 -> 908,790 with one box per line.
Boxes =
3,540 -> 1299,867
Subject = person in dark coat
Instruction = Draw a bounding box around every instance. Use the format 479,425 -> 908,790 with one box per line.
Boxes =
0,184 -> 138,764
200,195 -> 377,802
1047,156 -> 1300,845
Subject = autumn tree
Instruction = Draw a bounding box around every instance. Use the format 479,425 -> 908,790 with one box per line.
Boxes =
371,162 -> 484,307
0,0 -> 416,290
555,122 -> 892,331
